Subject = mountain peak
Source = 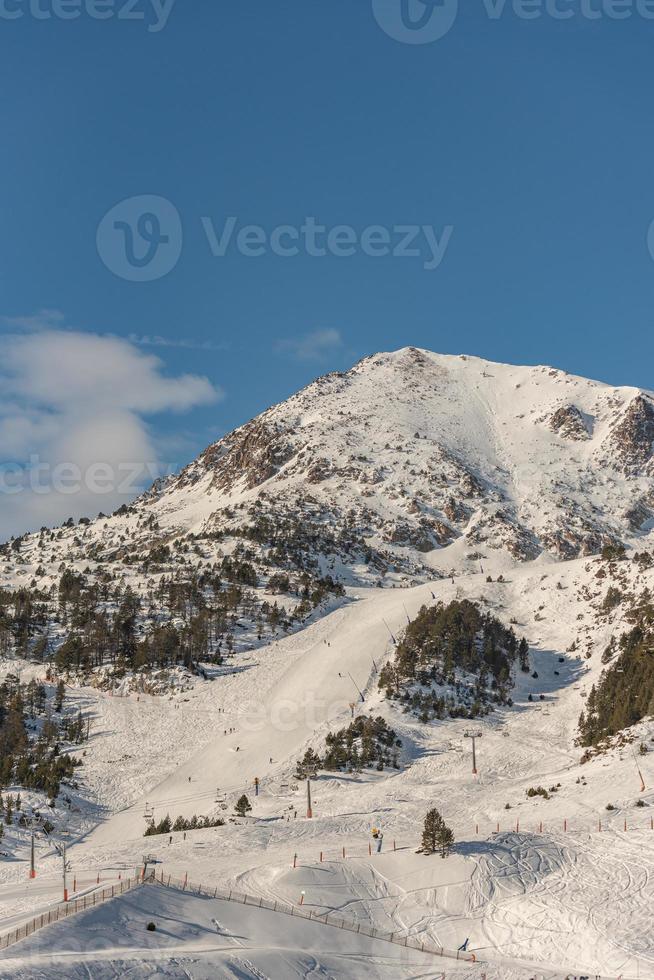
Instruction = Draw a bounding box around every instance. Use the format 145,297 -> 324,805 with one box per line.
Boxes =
5,351 -> 653,591
135,348 -> 654,578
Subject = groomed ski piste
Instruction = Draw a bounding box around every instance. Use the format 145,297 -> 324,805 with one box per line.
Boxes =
1,553 -> 653,979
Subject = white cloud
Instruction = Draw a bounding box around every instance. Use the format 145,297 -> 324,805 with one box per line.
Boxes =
275,328 -> 343,362
0,326 -> 223,540
127,333 -> 228,352
1,309 -> 66,332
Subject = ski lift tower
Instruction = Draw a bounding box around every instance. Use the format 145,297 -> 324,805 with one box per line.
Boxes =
53,841 -> 71,902
305,763 -> 318,819
464,731 -> 483,775
27,809 -> 44,880
142,853 -> 157,880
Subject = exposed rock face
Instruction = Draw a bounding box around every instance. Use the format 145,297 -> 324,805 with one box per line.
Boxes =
198,420 -> 295,491
542,526 -> 621,560
624,490 -> 654,531
548,404 -> 591,440
466,510 -> 541,561
603,395 -> 654,474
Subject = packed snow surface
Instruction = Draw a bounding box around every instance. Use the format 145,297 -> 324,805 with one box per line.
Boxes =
1,350 -> 654,978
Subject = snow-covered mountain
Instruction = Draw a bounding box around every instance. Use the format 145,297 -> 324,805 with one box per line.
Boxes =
2,349 -> 654,979
8,346 -> 653,585
168,346 -> 654,566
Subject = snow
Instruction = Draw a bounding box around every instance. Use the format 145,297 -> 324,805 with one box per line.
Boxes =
0,883 -> 483,979
1,349 -> 654,978
2,554 -> 654,976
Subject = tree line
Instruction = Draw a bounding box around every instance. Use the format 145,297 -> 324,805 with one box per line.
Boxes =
378,599 -> 529,722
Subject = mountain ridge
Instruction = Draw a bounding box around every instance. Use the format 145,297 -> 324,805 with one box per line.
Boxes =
3,347 -> 654,600
137,346 -> 654,570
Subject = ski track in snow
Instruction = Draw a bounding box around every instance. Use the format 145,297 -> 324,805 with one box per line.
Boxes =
3,373 -> 654,980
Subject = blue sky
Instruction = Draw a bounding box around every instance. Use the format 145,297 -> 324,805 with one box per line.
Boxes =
2,0 -> 654,534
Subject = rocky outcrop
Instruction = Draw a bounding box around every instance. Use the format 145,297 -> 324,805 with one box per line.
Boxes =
548,404 -> 591,440
198,420 -> 295,491
603,395 -> 654,474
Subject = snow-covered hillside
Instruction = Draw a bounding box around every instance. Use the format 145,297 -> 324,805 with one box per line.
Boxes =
1,349 -> 654,979
132,347 -> 654,562
4,348 -> 654,592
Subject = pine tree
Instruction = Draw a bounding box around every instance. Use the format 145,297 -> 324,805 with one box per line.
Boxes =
421,808 -> 454,857
518,638 -> 530,673
436,820 -> 454,858
55,680 -> 65,713
295,748 -> 321,780
235,794 -> 252,817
